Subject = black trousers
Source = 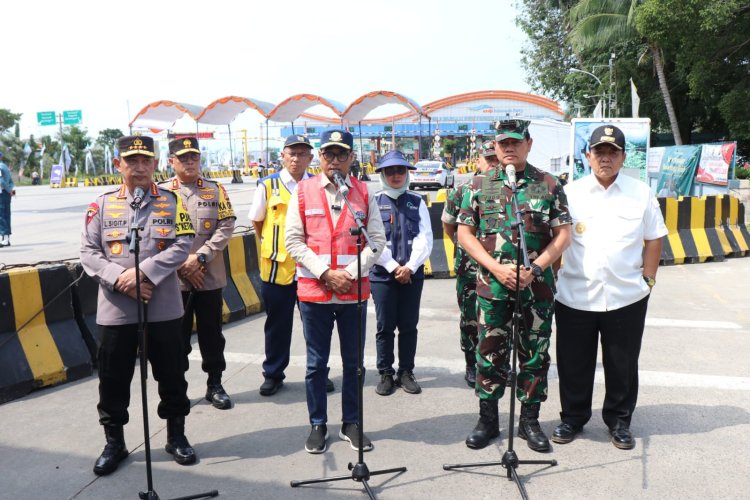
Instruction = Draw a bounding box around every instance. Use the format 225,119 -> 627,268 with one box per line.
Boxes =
97,318 -> 189,426
554,295 -> 650,430
180,288 -> 226,377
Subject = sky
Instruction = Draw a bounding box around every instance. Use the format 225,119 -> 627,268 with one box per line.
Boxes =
4,0 -> 531,141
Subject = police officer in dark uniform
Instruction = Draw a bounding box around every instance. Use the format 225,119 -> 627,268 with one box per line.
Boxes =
81,136 -> 198,475
160,137 -> 236,410
370,150 -> 433,396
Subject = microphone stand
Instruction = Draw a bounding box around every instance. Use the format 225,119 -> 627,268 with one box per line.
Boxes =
129,192 -> 218,500
443,177 -> 557,500
291,176 -> 406,499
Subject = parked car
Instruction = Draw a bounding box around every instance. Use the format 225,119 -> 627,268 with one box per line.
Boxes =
409,160 -> 455,189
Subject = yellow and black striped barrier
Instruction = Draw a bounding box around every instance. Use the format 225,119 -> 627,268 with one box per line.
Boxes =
221,232 -> 262,323
660,195 -> 750,265
0,265 -> 93,404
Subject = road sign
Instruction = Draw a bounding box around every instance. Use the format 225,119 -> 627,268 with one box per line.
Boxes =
63,110 -> 82,125
37,111 -> 56,126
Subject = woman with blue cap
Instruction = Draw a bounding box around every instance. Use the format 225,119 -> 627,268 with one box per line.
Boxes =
370,150 -> 433,396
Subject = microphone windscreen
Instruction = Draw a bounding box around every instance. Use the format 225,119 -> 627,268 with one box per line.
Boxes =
505,165 -> 517,186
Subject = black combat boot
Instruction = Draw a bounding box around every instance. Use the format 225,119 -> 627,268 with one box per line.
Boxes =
93,425 -> 129,476
518,402 -> 551,452
165,417 -> 197,465
206,373 -> 232,410
464,351 -> 476,388
465,399 -> 500,449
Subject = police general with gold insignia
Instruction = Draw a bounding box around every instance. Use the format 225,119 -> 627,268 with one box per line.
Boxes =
80,135 -> 199,476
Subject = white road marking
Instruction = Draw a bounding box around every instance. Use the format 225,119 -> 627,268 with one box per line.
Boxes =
192,353 -> 750,391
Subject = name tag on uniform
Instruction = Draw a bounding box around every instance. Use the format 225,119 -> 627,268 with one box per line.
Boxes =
305,208 -> 325,216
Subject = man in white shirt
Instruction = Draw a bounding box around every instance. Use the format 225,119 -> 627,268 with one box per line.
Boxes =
552,125 -> 668,450
249,135 -> 334,396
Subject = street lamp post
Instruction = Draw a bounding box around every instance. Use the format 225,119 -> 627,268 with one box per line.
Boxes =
569,68 -> 605,118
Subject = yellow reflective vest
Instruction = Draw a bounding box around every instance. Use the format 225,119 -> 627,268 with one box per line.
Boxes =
259,175 -> 296,285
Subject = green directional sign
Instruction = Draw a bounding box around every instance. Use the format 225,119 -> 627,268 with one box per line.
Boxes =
63,110 -> 82,125
37,111 -> 56,126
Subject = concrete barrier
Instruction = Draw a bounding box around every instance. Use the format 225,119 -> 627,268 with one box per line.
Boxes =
660,195 -> 750,265
0,265 -> 93,404
221,232 -> 262,323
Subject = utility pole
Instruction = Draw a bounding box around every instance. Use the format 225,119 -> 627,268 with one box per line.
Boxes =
609,52 -> 617,118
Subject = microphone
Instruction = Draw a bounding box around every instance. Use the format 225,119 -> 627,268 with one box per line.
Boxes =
332,171 -> 349,196
131,186 -> 145,208
505,165 -> 517,191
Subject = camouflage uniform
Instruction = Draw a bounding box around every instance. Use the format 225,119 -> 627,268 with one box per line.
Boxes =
441,182 -> 479,355
457,163 -> 571,402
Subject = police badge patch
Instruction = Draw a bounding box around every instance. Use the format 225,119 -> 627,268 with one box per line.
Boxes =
86,202 -> 99,225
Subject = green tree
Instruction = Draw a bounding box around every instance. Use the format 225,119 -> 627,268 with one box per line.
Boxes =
568,0 -> 684,144
0,109 -> 21,134
96,128 -> 124,151
59,125 -> 92,173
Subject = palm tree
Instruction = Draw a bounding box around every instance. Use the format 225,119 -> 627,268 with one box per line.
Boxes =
568,0 -> 683,145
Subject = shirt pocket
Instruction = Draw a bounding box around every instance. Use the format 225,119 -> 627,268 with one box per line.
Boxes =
478,200 -> 506,234
196,207 -> 215,236
102,231 -> 129,259
405,207 -> 421,238
613,207 -> 644,242
151,226 -> 176,252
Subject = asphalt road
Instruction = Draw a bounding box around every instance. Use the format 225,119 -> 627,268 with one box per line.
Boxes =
1,176 -> 749,499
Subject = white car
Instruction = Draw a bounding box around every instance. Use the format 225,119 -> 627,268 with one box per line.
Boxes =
409,160 -> 455,189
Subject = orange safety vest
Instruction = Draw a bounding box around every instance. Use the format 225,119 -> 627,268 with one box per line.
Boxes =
296,175 -> 370,302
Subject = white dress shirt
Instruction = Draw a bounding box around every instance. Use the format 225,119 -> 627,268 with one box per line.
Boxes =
556,173 -> 668,312
375,194 -> 433,274
248,168 -> 310,223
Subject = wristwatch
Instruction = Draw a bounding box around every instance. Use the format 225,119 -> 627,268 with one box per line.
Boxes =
197,254 -> 207,266
530,263 -> 543,278
643,275 -> 656,288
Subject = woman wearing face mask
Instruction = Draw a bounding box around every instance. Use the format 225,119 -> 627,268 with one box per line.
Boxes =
370,150 -> 433,396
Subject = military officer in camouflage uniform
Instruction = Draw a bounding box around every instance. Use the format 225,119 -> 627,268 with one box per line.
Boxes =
441,140 -> 498,388
81,136 -> 198,475
160,137 -> 236,410
457,120 -> 572,451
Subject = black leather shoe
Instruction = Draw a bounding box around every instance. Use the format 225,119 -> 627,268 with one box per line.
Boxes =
610,427 -> 635,450
465,400 -> 500,449
326,378 -> 335,393
165,417 -> 196,465
551,422 -> 582,444
259,378 -> 283,396
206,384 -> 232,410
93,425 -> 128,476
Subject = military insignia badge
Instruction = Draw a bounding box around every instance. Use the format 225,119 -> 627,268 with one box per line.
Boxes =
85,203 -> 99,225
158,241 -> 167,251
153,203 -> 170,208
575,222 -> 586,234
156,228 -> 172,237
107,230 -> 124,238
152,210 -> 172,217
183,138 -> 193,148
107,212 -> 124,218
110,241 -> 123,255
157,196 -> 168,201
604,127 -> 614,136
331,131 -> 342,142
203,221 -> 212,230
200,194 -> 216,200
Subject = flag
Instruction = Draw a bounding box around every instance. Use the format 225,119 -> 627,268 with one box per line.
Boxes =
631,78 -> 640,118
592,100 -> 604,118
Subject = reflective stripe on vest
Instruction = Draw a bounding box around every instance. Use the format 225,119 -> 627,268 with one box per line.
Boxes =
259,175 -> 296,284
296,176 -> 370,302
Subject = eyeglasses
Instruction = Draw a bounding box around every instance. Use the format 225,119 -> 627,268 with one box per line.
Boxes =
322,150 -> 351,162
175,153 -> 200,162
285,151 -> 311,158
383,166 -> 408,176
